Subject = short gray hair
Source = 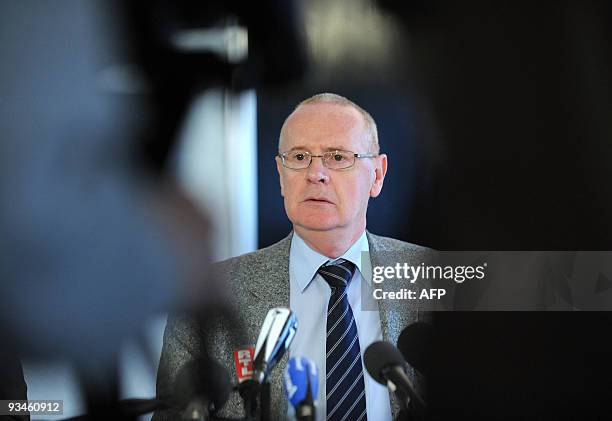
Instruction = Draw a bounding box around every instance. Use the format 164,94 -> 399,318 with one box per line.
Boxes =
280,93 -> 380,154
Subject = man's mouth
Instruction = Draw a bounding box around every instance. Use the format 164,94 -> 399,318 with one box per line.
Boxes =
303,197 -> 333,204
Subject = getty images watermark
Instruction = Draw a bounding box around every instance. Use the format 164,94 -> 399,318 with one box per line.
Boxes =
371,262 -> 487,301
360,251 -> 612,311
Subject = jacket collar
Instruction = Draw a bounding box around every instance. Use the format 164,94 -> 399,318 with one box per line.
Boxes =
249,230 -> 408,344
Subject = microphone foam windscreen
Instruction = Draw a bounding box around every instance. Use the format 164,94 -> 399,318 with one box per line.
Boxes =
364,341 -> 406,385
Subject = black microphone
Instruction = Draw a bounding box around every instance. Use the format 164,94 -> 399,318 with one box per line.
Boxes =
364,341 -> 427,415
397,322 -> 433,377
173,358 -> 232,420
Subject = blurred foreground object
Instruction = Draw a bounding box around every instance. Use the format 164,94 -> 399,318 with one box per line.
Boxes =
379,1 -> 612,419
0,0 -> 305,379
380,0 -> 612,249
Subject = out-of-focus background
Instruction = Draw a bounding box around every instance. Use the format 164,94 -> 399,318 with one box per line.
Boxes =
2,0 -> 612,419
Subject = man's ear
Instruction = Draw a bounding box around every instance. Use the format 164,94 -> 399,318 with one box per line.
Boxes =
370,154 -> 388,198
275,156 -> 285,197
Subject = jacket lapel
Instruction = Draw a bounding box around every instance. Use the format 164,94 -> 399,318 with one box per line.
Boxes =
367,231 -> 423,417
367,231 -> 412,345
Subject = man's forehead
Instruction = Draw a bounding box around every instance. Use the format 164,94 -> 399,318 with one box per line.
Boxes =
286,102 -> 363,128
280,102 -> 367,149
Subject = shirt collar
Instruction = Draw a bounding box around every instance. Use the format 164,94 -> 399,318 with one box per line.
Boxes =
290,230 -> 370,293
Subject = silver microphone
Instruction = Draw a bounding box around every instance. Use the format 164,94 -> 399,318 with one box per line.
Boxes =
252,307 -> 298,383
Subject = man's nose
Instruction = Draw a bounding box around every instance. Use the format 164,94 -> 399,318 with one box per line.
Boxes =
306,156 -> 330,183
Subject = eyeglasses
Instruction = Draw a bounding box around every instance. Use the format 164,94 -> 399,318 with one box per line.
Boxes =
277,149 -> 379,170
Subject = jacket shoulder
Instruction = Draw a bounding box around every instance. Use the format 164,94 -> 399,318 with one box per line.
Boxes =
367,232 -> 434,253
214,234 -> 292,275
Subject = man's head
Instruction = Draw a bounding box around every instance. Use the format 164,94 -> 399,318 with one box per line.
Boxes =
275,93 -> 387,254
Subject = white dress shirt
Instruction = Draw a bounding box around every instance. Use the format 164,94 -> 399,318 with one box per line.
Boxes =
288,231 -> 392,421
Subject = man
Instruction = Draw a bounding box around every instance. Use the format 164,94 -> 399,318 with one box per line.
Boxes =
153,93 -> 430,420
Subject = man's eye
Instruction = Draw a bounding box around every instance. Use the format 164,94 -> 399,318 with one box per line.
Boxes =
333,154 -> 345,161
295,153 -> 305,161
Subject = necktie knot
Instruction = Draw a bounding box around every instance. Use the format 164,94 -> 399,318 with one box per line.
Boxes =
318,259 -> 356,290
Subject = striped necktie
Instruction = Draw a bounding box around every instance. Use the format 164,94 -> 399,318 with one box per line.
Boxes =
318,259 -> 367,421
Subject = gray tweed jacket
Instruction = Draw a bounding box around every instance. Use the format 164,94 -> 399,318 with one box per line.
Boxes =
153,231 -> 431,421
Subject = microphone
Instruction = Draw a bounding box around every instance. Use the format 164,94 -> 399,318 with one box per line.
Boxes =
240,307 -> 298,420
364,341 -> 427,415
284,357 -> 318,421
173,358 -> 232,420
252,307 -> 298,382
397,322 -> 433,377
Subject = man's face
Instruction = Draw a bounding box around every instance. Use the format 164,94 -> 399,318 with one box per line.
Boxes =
276,103 -> 387,238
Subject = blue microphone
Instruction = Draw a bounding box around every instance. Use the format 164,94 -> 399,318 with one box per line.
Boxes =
284,357 -> 318,421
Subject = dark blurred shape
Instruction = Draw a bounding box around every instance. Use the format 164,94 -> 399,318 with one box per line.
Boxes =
0,348 -> 29,421
397,322 -> 432,377
0,0 -> 305,416
121,0 -> 307,173
380,0 -> 612,250
0,0 -> 305,361
427,312 -> 612,419
62,359 -> 232,421
377,1 -> 612,419
0,0 -> 205,370
116,399 -> 170,418
172,359 -> 232,418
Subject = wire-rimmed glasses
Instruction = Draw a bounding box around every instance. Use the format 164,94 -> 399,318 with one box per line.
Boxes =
277,149 -> 378,170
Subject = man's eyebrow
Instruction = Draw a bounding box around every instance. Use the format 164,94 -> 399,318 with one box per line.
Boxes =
284,146 -> 307,152
285,145 -> 351,152
322,146 -> 351,151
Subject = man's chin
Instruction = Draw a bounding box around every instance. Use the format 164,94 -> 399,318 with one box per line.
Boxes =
292,218 -> 341,233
